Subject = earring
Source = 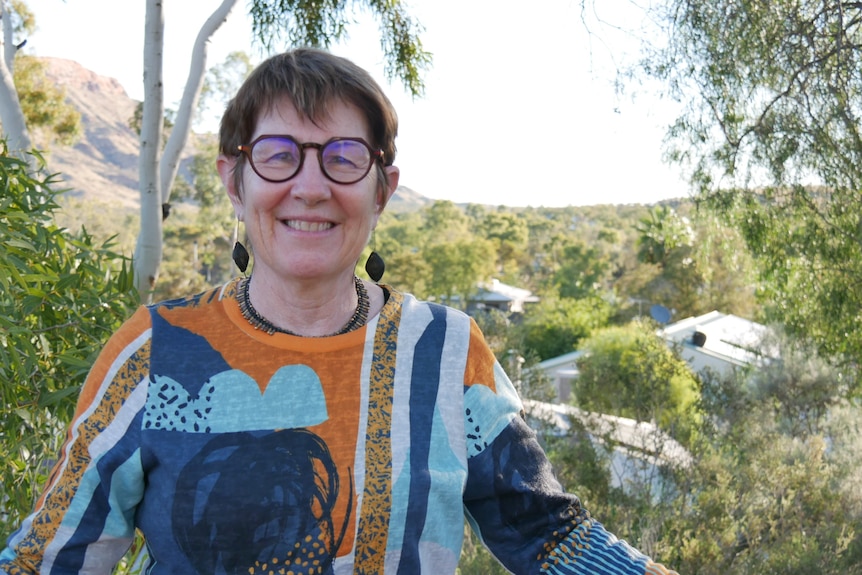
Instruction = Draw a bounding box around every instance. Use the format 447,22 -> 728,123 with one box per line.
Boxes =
365,251 -> 385,282
232,219 -> 249,274
365,228 -> 385,282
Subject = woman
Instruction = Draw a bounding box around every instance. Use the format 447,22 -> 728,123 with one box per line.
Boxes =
0,49 -> 679,574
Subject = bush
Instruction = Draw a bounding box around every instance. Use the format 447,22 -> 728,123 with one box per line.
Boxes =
574,320 -> 701,446
0,151 -> 138,534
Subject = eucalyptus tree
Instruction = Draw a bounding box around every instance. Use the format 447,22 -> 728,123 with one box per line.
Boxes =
0,1 -> 32,154
624,0 -> 862,365
0,2 -> 81,158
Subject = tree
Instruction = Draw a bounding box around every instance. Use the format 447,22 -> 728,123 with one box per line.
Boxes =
635,206 -> 693,269
423,237 -> 496,306
372,210 -> 430,295
153,136 -> 239,301
518,294 -> 613,361
14,55 -> 80,146
196,50 -> 254,131
552,240 -> 611,299
0,149 -> 137,535
632,205 -> 705,319
574,320 -> 700,445
623,0 -> 862,367
0,2 -> 81,156
0,1 -> 32,154
478,209 -> 529,276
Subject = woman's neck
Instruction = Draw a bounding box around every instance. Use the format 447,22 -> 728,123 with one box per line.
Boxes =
246,270 -> 362,337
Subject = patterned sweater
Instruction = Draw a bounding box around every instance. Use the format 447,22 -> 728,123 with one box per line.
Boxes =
1,279 -> 678,574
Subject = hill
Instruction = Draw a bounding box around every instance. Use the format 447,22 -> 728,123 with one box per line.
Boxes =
40,57 -> 433,213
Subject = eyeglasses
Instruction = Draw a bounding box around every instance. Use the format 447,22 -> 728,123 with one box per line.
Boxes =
237,135 -> 385,185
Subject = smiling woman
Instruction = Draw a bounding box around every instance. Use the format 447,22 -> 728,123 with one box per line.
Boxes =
1,48 -> 681,575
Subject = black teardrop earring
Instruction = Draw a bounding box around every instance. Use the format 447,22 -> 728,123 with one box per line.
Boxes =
232,219 -> 249,274
365,229 -> 385,282
365,251 -> 385,282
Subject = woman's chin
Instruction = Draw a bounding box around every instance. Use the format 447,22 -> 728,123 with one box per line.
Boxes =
266,260 -> 350,282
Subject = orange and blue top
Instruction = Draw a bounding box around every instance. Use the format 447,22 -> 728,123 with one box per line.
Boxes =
1,279 -> 678,575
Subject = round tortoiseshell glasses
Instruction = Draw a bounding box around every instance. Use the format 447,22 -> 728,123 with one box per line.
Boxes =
238,135 -> 385,185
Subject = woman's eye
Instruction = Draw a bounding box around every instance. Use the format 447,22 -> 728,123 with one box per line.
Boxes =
326,154 -> 358,167
263,150 -> 298,165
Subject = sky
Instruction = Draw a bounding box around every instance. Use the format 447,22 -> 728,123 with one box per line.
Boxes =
27,0 -> 690,208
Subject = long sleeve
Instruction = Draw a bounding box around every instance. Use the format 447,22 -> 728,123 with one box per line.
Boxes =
0,308 -> 152,575
461,321 -> 679,575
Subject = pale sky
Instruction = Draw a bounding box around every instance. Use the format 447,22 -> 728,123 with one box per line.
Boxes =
28,0 -> 690,208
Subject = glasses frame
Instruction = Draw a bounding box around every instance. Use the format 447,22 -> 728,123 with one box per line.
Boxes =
237,135 -> 385,185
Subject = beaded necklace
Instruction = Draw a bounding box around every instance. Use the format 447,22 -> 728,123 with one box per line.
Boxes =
237,276 -> 369,337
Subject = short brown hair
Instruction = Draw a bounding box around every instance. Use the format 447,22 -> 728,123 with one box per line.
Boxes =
219,48 -> 398,187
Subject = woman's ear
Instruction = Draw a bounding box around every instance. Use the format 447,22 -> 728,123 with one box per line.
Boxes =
218,154 -> 244,219
376,165 -> 400,215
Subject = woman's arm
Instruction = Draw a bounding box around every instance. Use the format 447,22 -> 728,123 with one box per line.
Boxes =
461,321 -> 679,575
1,308 -> 152,575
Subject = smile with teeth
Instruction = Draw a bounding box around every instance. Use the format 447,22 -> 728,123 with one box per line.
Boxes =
284,220 -> 334,232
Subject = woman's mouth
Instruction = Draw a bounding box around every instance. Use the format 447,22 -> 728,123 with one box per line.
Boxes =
284,220 -> 334,232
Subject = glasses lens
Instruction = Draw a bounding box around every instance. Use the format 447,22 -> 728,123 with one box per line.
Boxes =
321,139 -> 373,183
250,137 -> 301,181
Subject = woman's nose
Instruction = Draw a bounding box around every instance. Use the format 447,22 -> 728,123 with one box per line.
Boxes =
291,151 -> 332,204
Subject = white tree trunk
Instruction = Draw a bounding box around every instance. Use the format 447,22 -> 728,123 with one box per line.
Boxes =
0,1 -> 31,158
134,0 -> 165,300
159,0 -> 237,204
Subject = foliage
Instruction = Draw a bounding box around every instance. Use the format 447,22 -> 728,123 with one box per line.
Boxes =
15,54 -> 81,146
702,328 -> 854,440
248,0 -> 431,97
543,418 -> 612,510
0,151 -> 137,535
423,237 -> 496,306
635,205 -> 693,268
478,209 -> 530,277
518,294 -> 613,360
629,0 -> 862,370
574,320 -> 701,445
128,100 -> 175,142
539,322 -> 862,574
375,201 -> 497,305
552,240 -> 610,300
657,345 -> 862,574
615,203 -> 759,322
153,136 -> 237,301
372,209 -> 429,294
705,186 -> 862,368
197,51 -> 254,132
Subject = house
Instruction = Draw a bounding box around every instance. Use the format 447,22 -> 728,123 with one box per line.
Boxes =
466,278 -> 539,314
536,311 -> 774,404
535,350 -> 583,403
659,310 -> 775,376
524,399 -> 692,498
525,310 -> 776,498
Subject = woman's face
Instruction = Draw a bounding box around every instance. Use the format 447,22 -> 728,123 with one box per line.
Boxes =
219,98 -> 399,284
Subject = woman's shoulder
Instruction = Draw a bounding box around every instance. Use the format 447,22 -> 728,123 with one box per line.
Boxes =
384,285 -> 469,317
147,279 -> 239,313
382,286 -> 474,335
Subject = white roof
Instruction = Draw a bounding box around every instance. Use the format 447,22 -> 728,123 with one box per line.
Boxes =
660,310 -> 774,367
471,278 -> 539,304
535,350 -> 584,371
524,399 -> 692,469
